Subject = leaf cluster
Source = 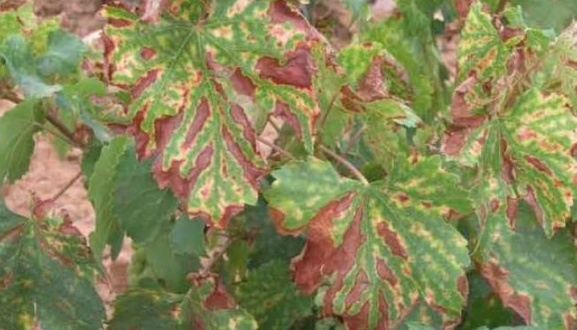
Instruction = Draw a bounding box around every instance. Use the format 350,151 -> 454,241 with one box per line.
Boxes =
1,0 -> 577,329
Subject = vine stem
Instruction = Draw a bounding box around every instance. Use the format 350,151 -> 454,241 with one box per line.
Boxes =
256,135 -> 296,160
320,145 -> 369,185
45,112 -> 82,148
199,233 -> 232,276
50,171 -> 83,202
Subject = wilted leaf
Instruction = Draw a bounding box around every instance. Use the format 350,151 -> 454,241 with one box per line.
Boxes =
103,0 -> 322,227
0,201 -> 105,330
237,260 -> 313,329
0,99 -> 43,183
264,157 -> 471,329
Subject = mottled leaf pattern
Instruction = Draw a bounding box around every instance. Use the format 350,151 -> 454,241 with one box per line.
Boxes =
445,89 -> 577,236
479,202 -> 577,328
237,260 -> 313,329
0,201 -> 105,330
103,0 -> 321,227
457,2 -> 508,82
264,157 -> 471,329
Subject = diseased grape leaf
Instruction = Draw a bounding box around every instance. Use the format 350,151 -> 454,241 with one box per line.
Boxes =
109,289 -> 184,330
183,274 -> 257,330
0,201 -> 105,330
444,89 -> 577,236
478,201 -> 577,328
103,0 -> 322,227
237,260 -> 313,329
457,3 -> 508,83
0,99 -> 44,183
264,157 -> 471,329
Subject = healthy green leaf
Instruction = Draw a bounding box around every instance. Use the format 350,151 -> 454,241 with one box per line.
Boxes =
35,30 -> 86,78
237,260 -> 313,329
0,99 -> 43,183
1,35 -> 61,97
111,143 -> 179,243
264,157 -> 471,329
88,136 -> 131,261
103,0 -> 322,226
0,201 -> 105,330
170,216 -> 206,257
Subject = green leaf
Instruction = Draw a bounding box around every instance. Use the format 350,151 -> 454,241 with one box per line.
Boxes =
0,99 -> 43,183
111,144 -> 179,243
459,273 -> 515,329
478,202 -> 577,328
0,202 -> 105,330
264,157 -> 471,328
109,289 -> 184,330
35,30 -> 86,78
1,35 -> 62,97
103,0 -> 322,226
237,260 -> 313,330
170,216 -> 206,257
137,225 -> 201,293
88,136 -> 131,261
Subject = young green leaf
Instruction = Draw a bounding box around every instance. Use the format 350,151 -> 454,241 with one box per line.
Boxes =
170,216 -> 206,257
0,99 -> 44,183
88,136 -> 131,261
103,0 -> 323,227
264,157 -> 471,329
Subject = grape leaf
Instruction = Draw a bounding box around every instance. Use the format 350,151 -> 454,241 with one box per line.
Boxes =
35,29 -> 86,79
183,274 -> 257,330
457,2 -> 508,83
111,142 -> 179,243
103,0 -> 322,227
0,201 -> 105,330
237,260 -> 313,329
264,157 -> 471,329
170,216 -> 206,257
88,136 -> 130,261
444,89 -> 577,236
0,99 -> 44,183
478,201 -> 577,328
109,289 -> 183,330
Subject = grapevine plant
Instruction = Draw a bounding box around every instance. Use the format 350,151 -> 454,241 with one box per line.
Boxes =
1,0 -> 577,329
